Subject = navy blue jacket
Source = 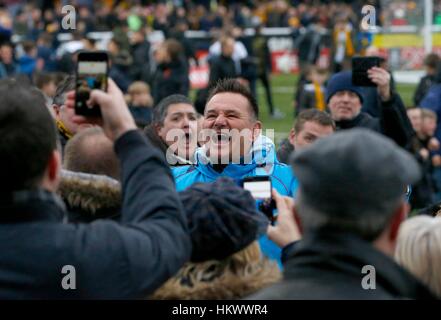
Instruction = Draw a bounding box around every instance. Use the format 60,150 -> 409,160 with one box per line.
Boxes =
0,130 -> 191,299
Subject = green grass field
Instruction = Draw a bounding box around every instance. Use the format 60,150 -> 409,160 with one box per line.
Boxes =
255,74 -> 417,145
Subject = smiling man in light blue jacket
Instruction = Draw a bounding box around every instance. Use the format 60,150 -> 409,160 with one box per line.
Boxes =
173,79 -> 298,266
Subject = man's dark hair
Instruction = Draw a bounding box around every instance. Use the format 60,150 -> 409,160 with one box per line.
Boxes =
162,39 -> 184,62
53,75 -> 75,106
22,40 -> 36,55
424,53 -> 440,70
153,94 -> 194,126
33,72 -> 55,90
207,79 -> 259,119
64,127 -> 120,180
294,109 -> 336,133
0,79 -> 57,192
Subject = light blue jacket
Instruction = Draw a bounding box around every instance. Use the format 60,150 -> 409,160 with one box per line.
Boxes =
173,135 -> 298,267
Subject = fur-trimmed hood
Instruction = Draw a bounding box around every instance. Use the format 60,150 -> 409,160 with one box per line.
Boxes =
150,241 -> 282,300
58,170 -> 121,222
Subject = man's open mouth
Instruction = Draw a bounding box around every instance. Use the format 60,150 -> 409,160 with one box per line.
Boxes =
212,132 -> 231,145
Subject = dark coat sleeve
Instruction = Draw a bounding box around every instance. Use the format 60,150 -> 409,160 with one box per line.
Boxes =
379,93 -> 415,148
69,130 -> 191,299
413,76 -> 433,107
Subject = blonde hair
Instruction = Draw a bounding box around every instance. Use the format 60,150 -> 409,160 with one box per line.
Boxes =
395,216 -> 441,297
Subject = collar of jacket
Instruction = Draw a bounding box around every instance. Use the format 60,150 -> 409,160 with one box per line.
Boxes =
193,135 -> 277,181
0,189 -> 67,223
335,112 -> 370,130
58,170 -> 121,220
284,230 -> 436,299
56,119 -> 73,140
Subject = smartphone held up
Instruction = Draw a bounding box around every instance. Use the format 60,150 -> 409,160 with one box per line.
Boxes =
75,51 -> 109,117
352,56 -> 380,87
242,176 -> 276,224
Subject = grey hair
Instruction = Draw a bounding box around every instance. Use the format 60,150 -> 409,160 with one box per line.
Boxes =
395,216 -> 441,297
153,94 -> 194,125
53,75 -> 76,107
295,188 -> 403,241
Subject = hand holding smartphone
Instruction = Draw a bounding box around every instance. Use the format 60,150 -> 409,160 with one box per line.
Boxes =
75,51 -> 109,117
242,176 -> 276,224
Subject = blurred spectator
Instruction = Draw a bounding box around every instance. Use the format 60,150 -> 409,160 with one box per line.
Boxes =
250,129 -> 436,299
277,109 -> 335,164
82,37 -> 98,51
331,17 -> 355,73
129,29 -> 151,82
151,39 -> 189,104
36,33 -> 56,72
252,25 -> 282,119
199,8 -> 223,32
126,81 -> 154,128
407,108 -> 437,209
294,64 -> 313,115
296,66 -> 328,115
209,30 -> 248,75
414,53 -> 439,107
18,40 -> 38,78
0,42 -> 17,79
396,216 -> 441,297
108,38 -> 133,92
169,20 -> 198,67
144,94 -> 198,166
208,36 -> 238,87
33,72 -> 56,104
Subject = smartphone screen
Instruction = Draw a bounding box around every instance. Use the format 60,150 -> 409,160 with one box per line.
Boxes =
75,51 -> 108,116
243,179 -> 271,199
352,56 -> 380,87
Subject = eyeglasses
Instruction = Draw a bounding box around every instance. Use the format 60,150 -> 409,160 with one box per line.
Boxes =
405,185 -> 411,202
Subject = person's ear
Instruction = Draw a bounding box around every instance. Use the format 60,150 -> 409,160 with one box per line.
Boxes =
154,122 -> 163,136
252,120 -> 262,140
293,205 -> 304,236
388,201 -> 409,243
52,104 -> 60,116
289,128 -> 296,146
43,149 -> 62,192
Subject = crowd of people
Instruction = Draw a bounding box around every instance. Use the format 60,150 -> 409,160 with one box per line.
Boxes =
1,0 -> 441,300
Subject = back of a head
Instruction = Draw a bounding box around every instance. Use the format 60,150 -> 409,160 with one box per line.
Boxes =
291,128 -> 421,241
64,127 -> 120,180
33,72 -> 54,90
0,79 -> 57,192
396,216 -> 441,297
424,53 -> 440,70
